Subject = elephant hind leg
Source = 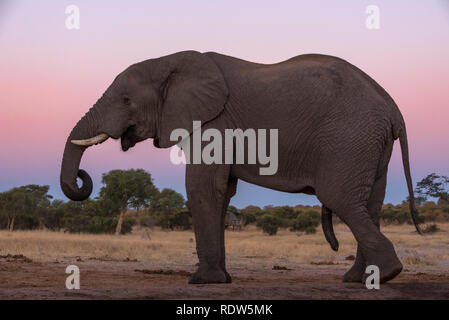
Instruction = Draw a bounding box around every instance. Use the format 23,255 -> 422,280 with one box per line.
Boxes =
317,166 -> 401,283
337,202 -> 401,284
343,140 -> 394,282
343,171 -> 388,282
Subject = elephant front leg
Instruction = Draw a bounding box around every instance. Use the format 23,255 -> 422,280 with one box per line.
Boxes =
220,175 -> 237,283
186,164 -> 233,284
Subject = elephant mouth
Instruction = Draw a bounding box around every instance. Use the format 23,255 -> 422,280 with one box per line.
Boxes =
153,137 -> 160,148
121,125 -> 138,151
120,125 -> 153,151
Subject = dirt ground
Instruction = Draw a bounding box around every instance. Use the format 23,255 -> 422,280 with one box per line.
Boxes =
1,257 -> 448,299
0,225 -> 448,300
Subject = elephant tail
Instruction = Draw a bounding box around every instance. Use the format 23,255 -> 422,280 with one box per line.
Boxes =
398,124 -> 423,234
321,206 -> 339,251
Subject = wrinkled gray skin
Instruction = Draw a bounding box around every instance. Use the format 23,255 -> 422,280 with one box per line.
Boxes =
61,51 -> 421,284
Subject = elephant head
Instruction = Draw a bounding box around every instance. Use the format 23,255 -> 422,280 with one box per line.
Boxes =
60,51 -> 228,201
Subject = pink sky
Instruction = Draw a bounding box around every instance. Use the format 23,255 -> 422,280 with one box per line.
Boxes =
0,1 -> 448,207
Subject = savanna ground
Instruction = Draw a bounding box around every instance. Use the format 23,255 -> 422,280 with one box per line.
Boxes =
0,223 -> 448,299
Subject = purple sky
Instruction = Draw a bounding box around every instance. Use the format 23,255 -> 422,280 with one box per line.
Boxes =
0,1 -> 448,208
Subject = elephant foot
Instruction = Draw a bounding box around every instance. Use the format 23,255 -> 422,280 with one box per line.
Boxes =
224,270 -> 232,283
361,239 -> 403,284
343,263 -> 365,283
188,267 -> 230,284
362,260 -> 403,284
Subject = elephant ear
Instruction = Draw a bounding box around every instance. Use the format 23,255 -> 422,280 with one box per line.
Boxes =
155,51 -> 228,148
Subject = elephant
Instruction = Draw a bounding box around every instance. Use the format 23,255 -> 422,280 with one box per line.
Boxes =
60,50 -> 421,284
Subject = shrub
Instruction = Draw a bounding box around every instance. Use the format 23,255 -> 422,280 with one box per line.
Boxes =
305,226 -> 317,234
290,210 -> 320,232
381,209 -> 411,224
153,213 -> 173,229
62,214 -> 90,233
421,208 -> 449,222
171,211 -> 192,230
119,217 -> 135,234
422,223 -> 439,234
241,212 -> 256,226
273,206 -> 298,220
256,214 -> 281,235
63,215 -> 135,234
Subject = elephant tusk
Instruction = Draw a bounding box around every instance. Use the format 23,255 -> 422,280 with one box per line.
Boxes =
71,133 -> 109,146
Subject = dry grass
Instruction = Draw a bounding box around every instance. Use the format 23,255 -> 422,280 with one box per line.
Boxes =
0,223 -> 448,271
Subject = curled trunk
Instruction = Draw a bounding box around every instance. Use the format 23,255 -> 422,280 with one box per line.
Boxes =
60,107 -> 101,201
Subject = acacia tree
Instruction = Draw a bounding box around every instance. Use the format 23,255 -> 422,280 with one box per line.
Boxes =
2,188 -> 22,231
150,188 -> 185,229
0,192 -> 8,229
99,169 -> 157,236
1,185 -> 52,231
26,185 -> 53,229
415,173 -> 449,204
46,199 -> 65,230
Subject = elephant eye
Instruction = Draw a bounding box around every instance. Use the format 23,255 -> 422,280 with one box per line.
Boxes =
123,96 -> 130,105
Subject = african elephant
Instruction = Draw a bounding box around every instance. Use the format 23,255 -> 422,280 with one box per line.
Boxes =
60,51 -> 421,284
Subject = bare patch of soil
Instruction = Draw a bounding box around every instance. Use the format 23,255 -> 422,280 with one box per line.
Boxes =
1,259 -> 448,300
135,269 -> 191,277
0,254 -> 32,263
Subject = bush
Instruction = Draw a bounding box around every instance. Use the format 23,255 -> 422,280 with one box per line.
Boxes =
421,208 -> 449,222
86,216 -> 117,234
118,217 -> 135,234
273,206 -> 298,220
240,212 -> 256,226
139,215 -> 155,228
305,226 -> 317,234
290,210 -> 320,232
62,214 -> 90,233
62,214 -> 135,234
150,210 -> 192,230
171,211 -> 192,230
13,214 -> 40,230
381,209 -> 411,224
422,223 -> 439,234
256,215 -> 281,235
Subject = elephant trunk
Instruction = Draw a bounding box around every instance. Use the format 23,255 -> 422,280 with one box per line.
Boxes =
60,106 -> 104,201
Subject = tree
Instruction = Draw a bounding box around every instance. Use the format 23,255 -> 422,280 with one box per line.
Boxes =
171,210 -> 192,230
239,205 -> 264,225
60,198 -> 136,234
45,199 -> 66,230
273,206 -> 298,220
2,188 -> 25,231
25,185 -> 53,229
99,169 -> 157,235
290,210 -> 321,233
240,205 -> 262,214
256,214 -> 282,235
0,185 -> 52,231
0,192 -> 8,229
227,205 -> 240,215
415,173 -> 449,203
149,188 -> 185,229
61,199 -> 92,233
